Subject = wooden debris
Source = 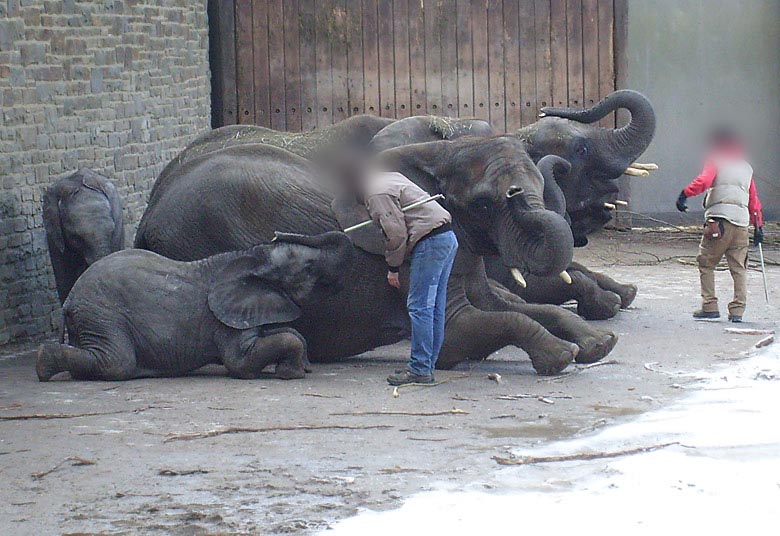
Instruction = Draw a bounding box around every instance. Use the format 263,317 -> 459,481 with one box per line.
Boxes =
392,387 -> 400,398
0,406 -> 153,422
380,466 -> 421,474
31,456 -> 96,480
487,373 -> 502,383
165,424 -> 392,442
332,408 -> 468,417
493,442 -> 683,466
578,359 -> 620,370
451,395 -> 478,402
302,393 -> 343,399
407,437 -> 449,442
158,468 -> 210,476
0,403 -> 22,411
490,414 -> 517,420
724,328 -> 775,336
497,394 -> 573,401
756,334 -> 775,348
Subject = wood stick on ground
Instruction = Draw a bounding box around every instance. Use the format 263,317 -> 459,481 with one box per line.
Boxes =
755,334 -> 775,348
497,394 -> 574,401
724,328 -> 775,336
31,456 -> 96,480
165,424 -> 392,443
0,406 -> 154,422
302,393 -> 343,399
158,468 -> 210,476
492,442 -> 682,466
0,403 -> 22,411
578,359 -> 620,369
331,409 -> 469,417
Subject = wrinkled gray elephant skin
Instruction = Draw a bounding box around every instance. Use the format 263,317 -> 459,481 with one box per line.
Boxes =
36,232 -> 353,381
42,169 -> 124,304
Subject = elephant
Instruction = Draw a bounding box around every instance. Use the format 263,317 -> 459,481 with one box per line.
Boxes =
368,90 -> 656,319
36,231 -> 353,382
135,135 -> 618,376
42,169 -> 124,304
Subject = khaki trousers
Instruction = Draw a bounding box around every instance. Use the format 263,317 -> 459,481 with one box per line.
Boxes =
697,219 -> 749,315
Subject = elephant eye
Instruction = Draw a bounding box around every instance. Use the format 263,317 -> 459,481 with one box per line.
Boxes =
575,144 -> 588,156
469,196 -> 494,214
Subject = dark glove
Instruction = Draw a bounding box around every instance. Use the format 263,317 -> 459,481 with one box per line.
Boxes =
676,191 -> 688,213
754,226 -> 764,246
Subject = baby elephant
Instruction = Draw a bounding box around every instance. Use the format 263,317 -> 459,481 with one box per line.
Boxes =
36,232 -> 353,382
43,169 -> 124,303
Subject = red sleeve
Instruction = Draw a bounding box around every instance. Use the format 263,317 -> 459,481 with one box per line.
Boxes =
683,160 -> 717,197
748,179 -> 763,227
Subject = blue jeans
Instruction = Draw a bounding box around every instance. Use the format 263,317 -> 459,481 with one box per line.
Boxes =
407,230 -> 458,376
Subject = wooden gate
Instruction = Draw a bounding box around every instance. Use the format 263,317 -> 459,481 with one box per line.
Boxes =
209,0 -> 627,131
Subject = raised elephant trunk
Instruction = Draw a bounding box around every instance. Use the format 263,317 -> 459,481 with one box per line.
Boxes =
496,193 -> 574,278
541,90 -> 656,166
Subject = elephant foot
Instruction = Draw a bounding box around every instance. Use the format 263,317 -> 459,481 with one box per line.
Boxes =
528,342 -> 578,376
576,291 -> 621,320
618,284 -> 638,309
574,331 -> 618,364
37,343 -> 64,382
274,363 -> 306,380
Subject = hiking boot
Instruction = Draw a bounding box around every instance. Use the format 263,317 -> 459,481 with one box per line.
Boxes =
387,370 -> 434,386
693,310 -> 720,320
728,314 -> 743,323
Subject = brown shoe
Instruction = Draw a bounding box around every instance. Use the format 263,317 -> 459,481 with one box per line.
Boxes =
387,370 -> 434,386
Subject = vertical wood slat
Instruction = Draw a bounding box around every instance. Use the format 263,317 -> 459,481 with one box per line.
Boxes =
283,0 -> 302,131
362,0 -> 380,115
217,1 -> 621,132
440,0 -> 458,116
471,0 -> 489,120
393,0 -> 411,118
331,0 -> 349,122
503,0 -> 521,131
377,0 -> 395,116
455,0 -> 473,116
267,0 -> 286,130
409,0 -> 427,115
251,0 -> 269,127
299,0 -> 318,130
345,0 -> 364,116
487,0 -> 506,131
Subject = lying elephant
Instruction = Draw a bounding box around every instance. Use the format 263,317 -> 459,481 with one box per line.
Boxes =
136,135 -> 618,375
42,169 -> 124,303
369,90 -> 656,319
36,232 -> 353,382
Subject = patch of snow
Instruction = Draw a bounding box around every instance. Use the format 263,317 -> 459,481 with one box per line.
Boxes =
323,347 -> 780,535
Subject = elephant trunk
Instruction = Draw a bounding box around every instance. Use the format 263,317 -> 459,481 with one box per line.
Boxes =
541,90 -> 656,165
496,192 -> 574,277
536,155 -> 570,220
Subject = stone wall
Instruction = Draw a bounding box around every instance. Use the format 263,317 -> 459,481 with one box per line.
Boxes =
0,0 -> 211,345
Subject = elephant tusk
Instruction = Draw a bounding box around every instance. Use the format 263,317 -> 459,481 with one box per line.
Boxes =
624,167 -> 650,177
560,271 -> 572,284
615,200 -> 629,206
538,112 -> 547,118
604,202 -> 616,210
510,268 -> 527,288
630,162 -> 659,171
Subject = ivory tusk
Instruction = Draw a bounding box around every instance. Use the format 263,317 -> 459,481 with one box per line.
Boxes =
510,268 -> 527,288
560,271 -> 572,284
614,200 -> 629,206
624,167 -> 650,177
630,162 -> 659,171
604,202 -> 616,210
538,112 -> 547,118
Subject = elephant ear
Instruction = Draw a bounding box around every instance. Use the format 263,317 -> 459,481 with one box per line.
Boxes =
208,255 -> 301,329
81,171 -> 124,251
42,185 -> 65,253
330,195 -> 386,256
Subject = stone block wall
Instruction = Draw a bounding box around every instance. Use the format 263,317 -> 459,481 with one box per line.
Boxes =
0,0 -> 211,345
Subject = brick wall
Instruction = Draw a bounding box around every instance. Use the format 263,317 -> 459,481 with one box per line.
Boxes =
0,1 -> 211,345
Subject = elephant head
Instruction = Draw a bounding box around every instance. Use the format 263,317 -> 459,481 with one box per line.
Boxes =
376,136 -> 574,279
208,232 -> 354,330
515,90 -> 656,241
43,169 -> 124,303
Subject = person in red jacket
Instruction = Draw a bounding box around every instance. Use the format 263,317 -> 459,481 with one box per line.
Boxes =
676,127 -> 764,322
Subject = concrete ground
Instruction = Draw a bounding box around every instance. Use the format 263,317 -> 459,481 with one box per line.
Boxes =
1,229 -> 778,535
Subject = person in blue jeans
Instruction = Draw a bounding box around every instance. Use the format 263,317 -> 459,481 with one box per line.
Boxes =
363,171 -> 458,386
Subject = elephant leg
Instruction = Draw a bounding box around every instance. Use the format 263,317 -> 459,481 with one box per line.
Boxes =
570,262 -> 638,309
487,282 -> 618,364
221,327 -> 308,380
437,305 -> 578,376
37,339 -> 141,381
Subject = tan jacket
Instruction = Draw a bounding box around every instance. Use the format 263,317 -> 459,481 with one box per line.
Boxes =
704,157 -> 754,227
364,171 -> 452,269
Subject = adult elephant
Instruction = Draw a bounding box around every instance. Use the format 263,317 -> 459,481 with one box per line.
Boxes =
369,90 -> 657,319
136,136 -> 617,375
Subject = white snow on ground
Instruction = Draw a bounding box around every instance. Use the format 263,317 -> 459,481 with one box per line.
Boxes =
323,346 -> 780,535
